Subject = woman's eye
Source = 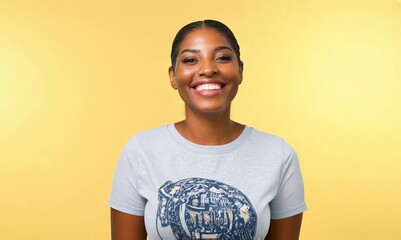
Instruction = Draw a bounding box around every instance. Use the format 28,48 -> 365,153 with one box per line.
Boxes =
216,55 -> 232,61
182,58 -> 197,64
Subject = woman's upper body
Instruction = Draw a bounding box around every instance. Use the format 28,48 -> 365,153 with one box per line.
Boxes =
110,124 -> 306,239
110,20 -> 306,240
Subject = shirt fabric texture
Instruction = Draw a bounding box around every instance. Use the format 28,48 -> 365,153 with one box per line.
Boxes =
109,124 -> 307,240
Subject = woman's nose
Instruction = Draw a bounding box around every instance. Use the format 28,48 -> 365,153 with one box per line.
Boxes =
197,60 -> 218,77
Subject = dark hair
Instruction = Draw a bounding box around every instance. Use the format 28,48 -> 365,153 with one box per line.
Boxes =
170,19 -> 241,70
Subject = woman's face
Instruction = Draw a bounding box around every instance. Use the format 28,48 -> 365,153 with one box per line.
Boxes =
169,28 -> 243,114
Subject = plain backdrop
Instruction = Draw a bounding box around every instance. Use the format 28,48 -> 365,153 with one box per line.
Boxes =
1,0 -> 401,239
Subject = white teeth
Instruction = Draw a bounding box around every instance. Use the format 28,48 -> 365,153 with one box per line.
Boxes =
195,84 -> 222,91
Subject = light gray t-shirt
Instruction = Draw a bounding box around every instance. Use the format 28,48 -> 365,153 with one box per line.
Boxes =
109,124 -> 307,240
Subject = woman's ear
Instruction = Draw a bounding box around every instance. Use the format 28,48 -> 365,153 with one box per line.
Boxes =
168,66 -> 178,90
239,61 -> 244,85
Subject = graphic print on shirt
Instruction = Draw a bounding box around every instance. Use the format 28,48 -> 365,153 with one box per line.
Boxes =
156,178 -> 257,240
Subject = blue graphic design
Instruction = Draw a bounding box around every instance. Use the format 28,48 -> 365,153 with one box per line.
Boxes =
156,178 -> 257,239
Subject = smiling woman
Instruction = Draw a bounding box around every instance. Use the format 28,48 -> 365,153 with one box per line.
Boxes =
169,27 -> 243,119
109,20 -> 307,240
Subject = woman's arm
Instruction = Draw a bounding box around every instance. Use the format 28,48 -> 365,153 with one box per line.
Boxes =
111,208 -> 147,240
265,213 -> 303,240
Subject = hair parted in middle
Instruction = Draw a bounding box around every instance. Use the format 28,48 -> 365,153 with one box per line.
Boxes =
170,20 -> 242,70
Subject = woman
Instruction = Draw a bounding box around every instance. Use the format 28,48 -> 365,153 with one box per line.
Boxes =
110,20 -> 307,240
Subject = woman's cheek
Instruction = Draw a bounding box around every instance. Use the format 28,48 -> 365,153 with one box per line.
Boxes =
182,67 -> 196,77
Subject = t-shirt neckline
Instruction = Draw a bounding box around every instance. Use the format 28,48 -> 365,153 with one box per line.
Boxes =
166,123 -> 252,155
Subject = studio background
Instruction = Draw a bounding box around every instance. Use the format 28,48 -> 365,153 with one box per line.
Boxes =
1,0 -> 400,239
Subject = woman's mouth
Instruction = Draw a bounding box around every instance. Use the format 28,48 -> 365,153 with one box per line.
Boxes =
192,83 -> 225,97
195,83 -> 223,91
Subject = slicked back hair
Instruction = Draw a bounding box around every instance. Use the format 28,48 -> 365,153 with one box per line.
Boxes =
170,20 -> 241,70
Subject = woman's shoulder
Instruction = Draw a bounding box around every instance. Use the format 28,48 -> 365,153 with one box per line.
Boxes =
124,124 -> 172,148
135,124 -> 170,138
246,126 -> 296,154
247,126 -> 284,144
242,127 -> 300,173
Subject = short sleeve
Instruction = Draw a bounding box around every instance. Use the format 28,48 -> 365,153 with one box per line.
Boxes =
109,138 -> 146,216
270,140 -> 307,219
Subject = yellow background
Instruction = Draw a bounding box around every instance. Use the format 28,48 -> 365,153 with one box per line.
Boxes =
1,0 -> 400,239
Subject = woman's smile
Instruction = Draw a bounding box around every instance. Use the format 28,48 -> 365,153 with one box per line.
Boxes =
194,83 -> 223,91
191,80 -> 225,97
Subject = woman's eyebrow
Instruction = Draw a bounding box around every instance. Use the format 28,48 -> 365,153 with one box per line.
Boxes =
179,49 -> 200,56
214,46 -> 233,52
179,46 -> 233,56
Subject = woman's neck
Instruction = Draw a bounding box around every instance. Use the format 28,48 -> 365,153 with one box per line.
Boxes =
174,108 -> 244,145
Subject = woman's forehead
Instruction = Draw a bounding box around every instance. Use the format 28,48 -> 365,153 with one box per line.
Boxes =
179,28 -> 232,51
